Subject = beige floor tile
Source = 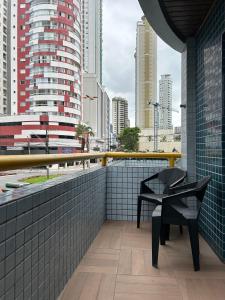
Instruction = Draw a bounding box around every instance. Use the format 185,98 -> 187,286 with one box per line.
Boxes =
90,230 -> 122,250
121,233 -> 150,250
115,275 -> 182,299
115,293 -> 182,300
59,221 -> 225,300
97,274 -> 116,300
178,278 -> 225,300
118,249 -> 132,275
76,250 -> 119,274
59,272 -> 89,300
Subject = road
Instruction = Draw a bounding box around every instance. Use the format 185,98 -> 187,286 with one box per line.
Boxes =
0,163 -> 99,190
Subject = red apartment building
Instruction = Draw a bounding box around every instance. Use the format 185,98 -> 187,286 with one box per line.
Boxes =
0,0 -> 82,154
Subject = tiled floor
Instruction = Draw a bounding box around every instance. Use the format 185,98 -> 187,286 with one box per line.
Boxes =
59,221 -> 225,300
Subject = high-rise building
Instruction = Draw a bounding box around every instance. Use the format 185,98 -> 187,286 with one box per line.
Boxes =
82,0 -> 110,147
112,97 -> 129,136
82,0 -> 102,83
135,16 -> 157,129
0,0 -> 8,115
0,0 -> 83,154
159,74 -> 173,129
82,74 -> 110,149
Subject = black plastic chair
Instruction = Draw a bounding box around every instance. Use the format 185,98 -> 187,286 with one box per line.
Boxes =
152,176 -> 211,271
137,168 -> 187,228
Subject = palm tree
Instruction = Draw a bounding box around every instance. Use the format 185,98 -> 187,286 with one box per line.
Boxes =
75,124 -> 94,152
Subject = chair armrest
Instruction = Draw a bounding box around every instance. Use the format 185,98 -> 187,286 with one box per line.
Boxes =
140,173 -> 158,194
169,173 -> 187,189
140,182 -> 155,194
162,188 -> 197,205
169,181 -> 198,193
141,173 -> 158,184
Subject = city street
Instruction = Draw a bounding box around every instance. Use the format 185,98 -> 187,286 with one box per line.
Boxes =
0,162 -> 99,190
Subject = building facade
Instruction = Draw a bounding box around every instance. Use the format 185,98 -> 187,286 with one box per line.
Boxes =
82,73 -> 110,149
0,0 -> 83,154
139,128 -> 181,152
159,74 -> 173,129
82,0 -> 102,83
0,0 -> 8,115
135,16 -> 157,129
112,97 -> 129,136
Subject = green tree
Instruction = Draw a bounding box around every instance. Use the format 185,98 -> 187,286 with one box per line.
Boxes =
119,127 -> 140,152
75,124 -> 94,152
160,135 -> 167,142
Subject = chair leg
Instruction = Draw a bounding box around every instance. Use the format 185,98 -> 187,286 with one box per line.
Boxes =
188,220 -> 200,271
160,224 -> 166,245
152,215 -> 161,268
137,197 -> 142,228
179,225 -> 183,234
165,224 -> 170,241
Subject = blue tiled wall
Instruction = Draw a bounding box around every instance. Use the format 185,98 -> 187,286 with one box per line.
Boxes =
0,167 -> 106,300
106,160 -> 168,221
196,0 -> 225,260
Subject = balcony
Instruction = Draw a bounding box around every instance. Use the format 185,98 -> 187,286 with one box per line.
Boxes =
0,153 -> 224,300
59,221 -> 225,300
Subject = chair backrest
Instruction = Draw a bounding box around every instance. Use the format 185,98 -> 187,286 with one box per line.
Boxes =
195,176 -> 211,202
158,168 -> 187,194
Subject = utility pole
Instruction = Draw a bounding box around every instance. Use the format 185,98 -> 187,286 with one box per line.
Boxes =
149,101 -> 179,152
27,136 -> 31,155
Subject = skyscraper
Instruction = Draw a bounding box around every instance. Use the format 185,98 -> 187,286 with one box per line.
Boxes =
112,97 -> 129,136
0,0 -> 8,115
82,0 -> 110,148
0,0 -> 83,154
82,0 -> 102,83
135,16 -> 157,129
159,74 -> 173,129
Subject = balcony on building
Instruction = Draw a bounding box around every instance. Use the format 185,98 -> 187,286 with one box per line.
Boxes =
0,151 -> 224,300
1,0 -> 225,299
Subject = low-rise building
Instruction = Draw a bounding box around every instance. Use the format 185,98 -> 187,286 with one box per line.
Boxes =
139,128 -> 181,152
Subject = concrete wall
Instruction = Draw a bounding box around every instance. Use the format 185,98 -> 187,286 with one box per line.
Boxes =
0,167 -> 106,300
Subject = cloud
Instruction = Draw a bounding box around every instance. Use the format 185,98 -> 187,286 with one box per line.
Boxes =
103,0 -> 181,127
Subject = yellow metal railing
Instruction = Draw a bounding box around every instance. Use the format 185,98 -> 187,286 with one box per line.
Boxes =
0,152 -> 181,171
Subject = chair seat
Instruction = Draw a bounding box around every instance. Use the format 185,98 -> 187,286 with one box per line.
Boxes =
139,193 -> 164,205
170,204 -> 198,220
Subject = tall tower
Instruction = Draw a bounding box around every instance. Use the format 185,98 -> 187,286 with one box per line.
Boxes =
112,97 -> 129,136
159,74 -> 173,129
0,0 -> 8,115
135,16 -> 157,129
15,0 -> 82,119
82,0 -> 103,83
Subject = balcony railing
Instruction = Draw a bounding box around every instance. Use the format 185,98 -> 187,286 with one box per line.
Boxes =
0,152 -> 181,171
6,151 -> 222,300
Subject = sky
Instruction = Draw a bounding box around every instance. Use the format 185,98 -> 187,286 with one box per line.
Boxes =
102,0 -> 181,127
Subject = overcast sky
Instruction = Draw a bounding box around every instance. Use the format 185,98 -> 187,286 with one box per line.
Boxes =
102,0 -> 181,127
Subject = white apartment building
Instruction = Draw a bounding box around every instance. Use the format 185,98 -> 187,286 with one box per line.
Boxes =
159,74 -> 173,129
82,0 -> 103,83
82,73 -> 110,149
0,0 -> 8,115
112,97 -> 129,136
135,16 -> 157,129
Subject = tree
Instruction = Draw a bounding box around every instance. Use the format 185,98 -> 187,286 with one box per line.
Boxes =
75,124 -> 94,152
160,135 -> 167,142
118,127 -> 140,152
174,135 -> 181,142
